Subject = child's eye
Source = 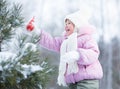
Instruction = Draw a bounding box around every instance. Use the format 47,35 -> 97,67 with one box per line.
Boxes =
65,22 -> 71,25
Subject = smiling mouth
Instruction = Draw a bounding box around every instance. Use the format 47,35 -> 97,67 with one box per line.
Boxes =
66,29 -> 70,32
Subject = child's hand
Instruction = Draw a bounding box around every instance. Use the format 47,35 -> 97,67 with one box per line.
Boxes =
61,51 -> 80,63
61,51 -> 80,75
26,17 -> 41,38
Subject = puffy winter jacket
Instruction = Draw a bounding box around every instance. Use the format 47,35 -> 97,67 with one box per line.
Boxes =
39,25 -> 103,84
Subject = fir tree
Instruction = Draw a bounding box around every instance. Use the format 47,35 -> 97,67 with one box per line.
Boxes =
0,0 -> 56,89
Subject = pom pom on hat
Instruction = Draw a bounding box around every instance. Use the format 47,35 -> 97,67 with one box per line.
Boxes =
65,5 -> 93,29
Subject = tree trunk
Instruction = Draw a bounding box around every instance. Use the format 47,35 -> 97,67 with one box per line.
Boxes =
0,31 -> 2,52
107,44 -> 113,89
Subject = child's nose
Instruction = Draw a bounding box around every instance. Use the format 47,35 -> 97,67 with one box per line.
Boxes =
65,26 -> 68,30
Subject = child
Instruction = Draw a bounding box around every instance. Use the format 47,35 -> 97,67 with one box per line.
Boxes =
29,10 -> 103,89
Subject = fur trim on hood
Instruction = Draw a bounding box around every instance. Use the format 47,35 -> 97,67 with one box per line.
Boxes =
77,25 -> 96,36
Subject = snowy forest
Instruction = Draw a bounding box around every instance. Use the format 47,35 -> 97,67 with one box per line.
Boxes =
0,0 -> 120,89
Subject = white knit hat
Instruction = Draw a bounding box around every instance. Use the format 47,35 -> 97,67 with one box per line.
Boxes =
65,6 -> 93,30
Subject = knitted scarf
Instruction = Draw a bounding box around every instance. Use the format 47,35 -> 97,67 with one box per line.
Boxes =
59,32 -> 78,78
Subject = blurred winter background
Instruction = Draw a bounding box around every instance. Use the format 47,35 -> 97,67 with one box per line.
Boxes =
5,0 -> 120,89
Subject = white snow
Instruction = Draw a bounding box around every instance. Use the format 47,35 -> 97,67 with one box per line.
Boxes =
21,64 -> 43,78
0,52 -> 17,62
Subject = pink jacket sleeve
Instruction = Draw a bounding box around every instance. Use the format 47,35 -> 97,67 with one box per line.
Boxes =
77,36 -> 100,65
39,30 -> 63,52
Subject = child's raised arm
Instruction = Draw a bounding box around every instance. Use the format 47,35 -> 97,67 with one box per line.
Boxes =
26,17 -> 63,52
39,30 -> 63,52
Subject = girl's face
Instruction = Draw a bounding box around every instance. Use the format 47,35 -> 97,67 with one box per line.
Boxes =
65,19 -> 75,36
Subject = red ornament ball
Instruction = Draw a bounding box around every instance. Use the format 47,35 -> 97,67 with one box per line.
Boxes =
26,17 -> 35,31
26,23 -> 34,31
